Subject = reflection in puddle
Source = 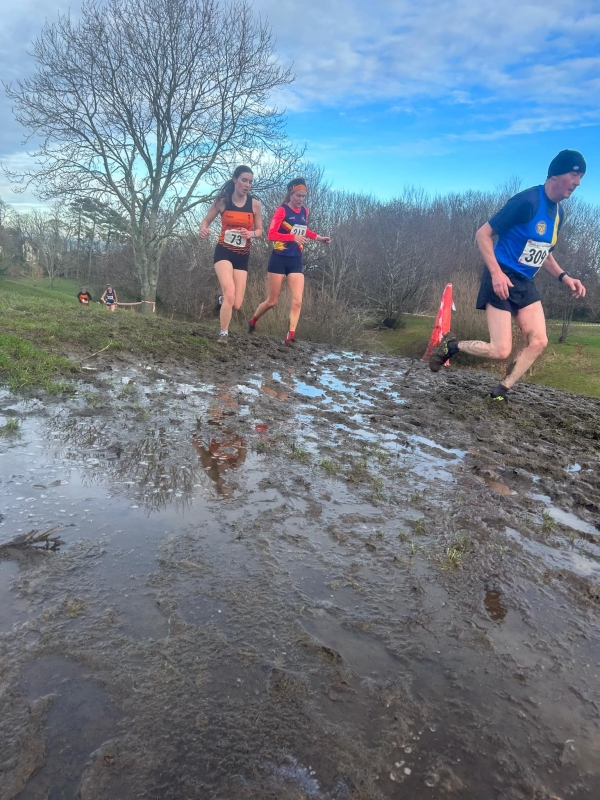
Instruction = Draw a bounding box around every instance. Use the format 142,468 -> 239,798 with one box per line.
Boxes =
48,416 -> 205,512
261,383 -> 288,402
407,434 -> 467,460
293,380 -> 326,399
530,494 -> 599,537
504,527 -> 600,577
484,591 -> 507,622
192,432 -> 247,496
218,391 -> 238,408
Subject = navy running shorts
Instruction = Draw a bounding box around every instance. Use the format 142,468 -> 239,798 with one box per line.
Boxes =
267,252 -> 303,276
214,243 -> 250,272
476,266 -> 542,316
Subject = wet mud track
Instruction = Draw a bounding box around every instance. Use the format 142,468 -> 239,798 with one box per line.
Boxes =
1,334 -> 599,799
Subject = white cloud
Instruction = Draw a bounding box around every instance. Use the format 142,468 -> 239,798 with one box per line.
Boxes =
255,0 -> 600,113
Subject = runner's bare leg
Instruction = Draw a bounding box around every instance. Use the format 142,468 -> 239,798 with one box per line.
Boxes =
457,305 -> 513,360
502,301 -> 548,388
252,273 -> 285,321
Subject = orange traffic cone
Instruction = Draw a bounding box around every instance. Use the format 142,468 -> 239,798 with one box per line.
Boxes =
423,284 -> 454,362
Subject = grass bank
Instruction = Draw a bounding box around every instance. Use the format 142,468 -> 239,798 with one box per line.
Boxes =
2,279 -> 600,398
0,279 -> 212,391
368,315 -> 600,399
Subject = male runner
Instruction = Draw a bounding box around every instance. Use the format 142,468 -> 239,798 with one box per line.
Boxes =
429,150 -> 587,401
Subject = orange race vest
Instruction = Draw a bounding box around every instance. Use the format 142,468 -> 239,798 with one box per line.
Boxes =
218,194 -> 254,255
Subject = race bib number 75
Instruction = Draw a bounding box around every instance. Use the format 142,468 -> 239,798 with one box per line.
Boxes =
518,239 -> 551,269
224,229 -> 245,248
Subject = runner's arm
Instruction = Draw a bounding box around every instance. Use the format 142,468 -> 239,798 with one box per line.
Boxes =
475,223 -> 514,300
543,253 -> 586,299
239,199 -> 263,240
268,207 -> 295,242
101,291 -> 107,302
200,200 -> 224,238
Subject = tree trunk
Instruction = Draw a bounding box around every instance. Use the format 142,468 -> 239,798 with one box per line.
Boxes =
88,214 -> 96,279
133,234 -> 161,311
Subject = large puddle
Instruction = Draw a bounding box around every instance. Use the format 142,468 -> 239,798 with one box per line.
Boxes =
1,350 -> 599,799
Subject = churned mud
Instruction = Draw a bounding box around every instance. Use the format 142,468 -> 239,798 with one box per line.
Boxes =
1,331 -> 599,799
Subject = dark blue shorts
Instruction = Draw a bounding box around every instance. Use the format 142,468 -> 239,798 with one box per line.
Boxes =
267,252 -> 303,276
476,266 -> 542,316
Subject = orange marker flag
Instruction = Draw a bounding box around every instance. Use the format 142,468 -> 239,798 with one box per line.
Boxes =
423,284 -> 454,362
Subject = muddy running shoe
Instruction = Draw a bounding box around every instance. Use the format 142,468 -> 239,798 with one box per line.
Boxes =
285,331 -> 295,347
428,333 -> 459,373
248,317 -> 257,333
217,332 -> 228,345
486,384 -> 509,404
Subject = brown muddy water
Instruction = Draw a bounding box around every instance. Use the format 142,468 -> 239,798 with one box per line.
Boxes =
1,334 -> 599,799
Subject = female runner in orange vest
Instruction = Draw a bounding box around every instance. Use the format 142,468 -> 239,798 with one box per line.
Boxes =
200,166 -> 263,342
248,178 -> 330,345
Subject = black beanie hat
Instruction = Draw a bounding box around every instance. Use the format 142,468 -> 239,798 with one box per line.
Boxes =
547,150 -> 586,178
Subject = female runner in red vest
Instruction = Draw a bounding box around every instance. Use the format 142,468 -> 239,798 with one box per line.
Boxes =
200,166 -> 263,342
248,178 -> 330,345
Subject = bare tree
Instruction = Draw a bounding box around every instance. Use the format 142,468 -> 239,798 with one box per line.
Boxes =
6,0 -> 297,307
19,206 -> 72,288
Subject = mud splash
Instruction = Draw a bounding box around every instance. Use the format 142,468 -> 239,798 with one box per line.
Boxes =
1,342 -> 599,799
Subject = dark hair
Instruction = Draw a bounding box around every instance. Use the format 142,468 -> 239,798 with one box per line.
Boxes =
283,177 -> 307,204
217,165 -> 253,201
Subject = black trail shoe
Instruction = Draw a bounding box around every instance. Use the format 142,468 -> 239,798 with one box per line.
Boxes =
429,333 -> 459,373
486,384 -> 509,404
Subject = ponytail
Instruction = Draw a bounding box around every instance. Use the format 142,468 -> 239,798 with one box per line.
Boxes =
217,165 -> 253,201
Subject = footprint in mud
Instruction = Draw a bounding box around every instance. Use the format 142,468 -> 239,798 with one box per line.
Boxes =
484,478 -> 517,496
484,590 -> 507,622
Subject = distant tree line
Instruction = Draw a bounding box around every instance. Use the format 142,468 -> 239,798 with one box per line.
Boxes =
2,177 -> 599,330
1,0 -> 598,335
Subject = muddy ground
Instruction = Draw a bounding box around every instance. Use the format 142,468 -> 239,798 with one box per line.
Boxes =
1,331 -> 599,799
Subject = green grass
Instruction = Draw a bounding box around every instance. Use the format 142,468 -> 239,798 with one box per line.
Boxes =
9,277 -> 83,299
363,315 -> 433,360
367,314 -> 600,399
524,324 -> 600,398
0,334 -> 77,391
0,418 -> 20,436
0,278 -> 212,391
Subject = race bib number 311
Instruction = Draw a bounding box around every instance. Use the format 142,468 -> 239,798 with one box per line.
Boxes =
518,239 -> 551,269
224,229 -> 245,248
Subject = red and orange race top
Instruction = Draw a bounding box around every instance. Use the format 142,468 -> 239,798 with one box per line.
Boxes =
268,204 -> 318,256
218,194 -> 255,254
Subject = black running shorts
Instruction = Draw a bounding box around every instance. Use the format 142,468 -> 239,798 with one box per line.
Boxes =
267,252 -> 303,276
213,243 -> 250,272
476,266 -> 542,316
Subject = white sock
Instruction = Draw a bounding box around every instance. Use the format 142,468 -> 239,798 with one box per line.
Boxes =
219,330 -> 228,336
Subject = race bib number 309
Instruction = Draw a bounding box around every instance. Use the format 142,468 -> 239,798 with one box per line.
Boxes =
224,229 -> 245,248
518,239 -> 551,269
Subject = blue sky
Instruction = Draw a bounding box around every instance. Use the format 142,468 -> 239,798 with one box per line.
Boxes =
1,0 -> 600,207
